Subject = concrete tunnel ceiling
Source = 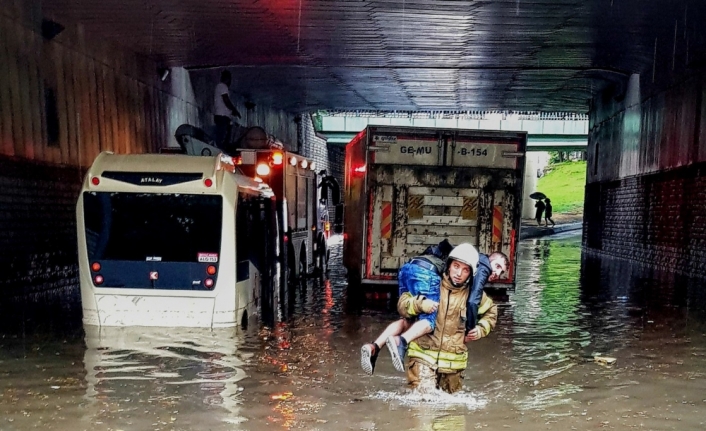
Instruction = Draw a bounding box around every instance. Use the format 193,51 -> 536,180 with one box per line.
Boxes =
42,0 -> 706,113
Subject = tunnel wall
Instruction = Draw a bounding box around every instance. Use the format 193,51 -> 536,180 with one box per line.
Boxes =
585,72 -> 706,280
0,3 -> 343,320
0,6 -> 210,318
188,71 -> 300,149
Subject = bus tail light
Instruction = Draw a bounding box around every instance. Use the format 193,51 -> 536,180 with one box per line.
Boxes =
94,275 -> 104,285
204,278 -> 214,289
206,265 -> 217,275
204,178 -> 213,187
91,262 -> 101,272
353,165 -> 366,174
91,177 -> 100,186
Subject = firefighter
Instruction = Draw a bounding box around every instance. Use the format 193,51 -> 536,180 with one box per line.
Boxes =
400,243 -> 497,393
360,242 -> 506,376
359,240 -> 461,376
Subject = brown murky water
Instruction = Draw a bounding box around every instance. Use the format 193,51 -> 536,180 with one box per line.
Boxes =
1,232 -> 706,431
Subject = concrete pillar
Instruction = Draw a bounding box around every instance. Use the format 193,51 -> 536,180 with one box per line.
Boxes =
522,152 -> 550,219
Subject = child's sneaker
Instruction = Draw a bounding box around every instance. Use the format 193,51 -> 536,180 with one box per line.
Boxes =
386,335 -> 408,372
360,343 -> 379,375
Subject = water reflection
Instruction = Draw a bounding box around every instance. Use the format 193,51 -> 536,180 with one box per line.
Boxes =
511,235 -> 586,388
2,233 -> 706,430
82,326 -> 250,429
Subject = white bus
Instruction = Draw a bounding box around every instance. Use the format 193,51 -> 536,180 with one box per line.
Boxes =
76,152 -> 278,328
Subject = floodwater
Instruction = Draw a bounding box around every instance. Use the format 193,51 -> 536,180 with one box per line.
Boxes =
2,232 -> 706,430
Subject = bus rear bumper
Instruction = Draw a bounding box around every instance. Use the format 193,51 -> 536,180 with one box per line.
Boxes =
83,294 -> 233,328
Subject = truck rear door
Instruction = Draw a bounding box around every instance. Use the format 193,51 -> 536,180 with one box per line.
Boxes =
365,127 -> 525,285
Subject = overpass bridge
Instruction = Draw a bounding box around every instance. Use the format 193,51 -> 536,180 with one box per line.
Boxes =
316,112 -> 588,151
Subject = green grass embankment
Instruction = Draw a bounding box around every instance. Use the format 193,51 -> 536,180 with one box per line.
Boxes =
536,161 -> 587,213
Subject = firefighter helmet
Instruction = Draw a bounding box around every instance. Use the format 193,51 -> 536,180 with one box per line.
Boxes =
447,243 -> 479,276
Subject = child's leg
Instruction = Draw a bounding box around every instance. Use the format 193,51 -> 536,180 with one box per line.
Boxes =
373,318 -> 411,349
361,318 -> 411,375
387,318 -> 432,373
400,319 -> 433,344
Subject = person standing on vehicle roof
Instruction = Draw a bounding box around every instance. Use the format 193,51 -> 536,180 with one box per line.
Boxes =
213,70 -> 241,149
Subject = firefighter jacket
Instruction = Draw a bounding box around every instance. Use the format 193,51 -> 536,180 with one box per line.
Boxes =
398,276 -> 497,373
475,292 -> 498,337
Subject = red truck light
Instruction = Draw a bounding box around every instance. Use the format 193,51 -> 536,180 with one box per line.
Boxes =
256,163 -> 271,176
353,165 -> 366,174
272,151 -> 284,165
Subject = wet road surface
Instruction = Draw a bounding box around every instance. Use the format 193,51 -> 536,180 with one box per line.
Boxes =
1,232 -> 706,430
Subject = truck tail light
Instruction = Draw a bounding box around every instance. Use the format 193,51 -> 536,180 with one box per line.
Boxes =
256,163 -> 271,176
272,151 -> 283,165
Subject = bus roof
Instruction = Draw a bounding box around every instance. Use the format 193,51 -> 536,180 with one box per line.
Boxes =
88,152 -> 221,176
86,152 -> 274,198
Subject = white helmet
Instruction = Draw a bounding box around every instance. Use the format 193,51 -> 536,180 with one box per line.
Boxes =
447,243 -> 479,275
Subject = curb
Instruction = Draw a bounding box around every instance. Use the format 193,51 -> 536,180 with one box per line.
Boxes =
519,221 -> 583,240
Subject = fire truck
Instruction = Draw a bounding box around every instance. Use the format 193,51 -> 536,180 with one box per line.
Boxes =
175,125 -> 330,306
343,125 -> 527,291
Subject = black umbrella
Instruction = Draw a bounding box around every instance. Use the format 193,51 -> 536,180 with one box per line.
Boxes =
529,192 -> 547,200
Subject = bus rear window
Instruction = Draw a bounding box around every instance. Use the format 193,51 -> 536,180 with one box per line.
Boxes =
83,192 -> 222,262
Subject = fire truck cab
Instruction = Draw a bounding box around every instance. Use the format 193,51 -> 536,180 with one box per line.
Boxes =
174,124 -> 329,293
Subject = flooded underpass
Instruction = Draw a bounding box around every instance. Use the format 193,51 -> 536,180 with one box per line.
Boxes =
2,233 -> 706,430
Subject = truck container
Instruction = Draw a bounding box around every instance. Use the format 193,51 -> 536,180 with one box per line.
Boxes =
343,125 -> 527,290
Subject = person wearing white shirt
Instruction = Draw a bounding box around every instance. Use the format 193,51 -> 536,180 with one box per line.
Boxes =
213,70 -> 241,148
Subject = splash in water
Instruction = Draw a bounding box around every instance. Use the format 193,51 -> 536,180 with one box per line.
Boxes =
369,387 -> 488,410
